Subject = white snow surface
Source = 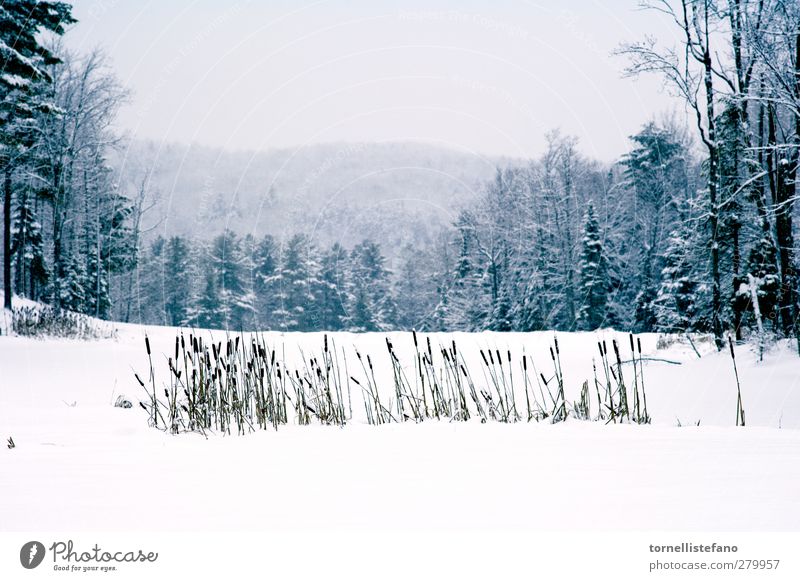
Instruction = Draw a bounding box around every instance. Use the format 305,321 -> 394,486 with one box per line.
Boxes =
1,317 -> 800,531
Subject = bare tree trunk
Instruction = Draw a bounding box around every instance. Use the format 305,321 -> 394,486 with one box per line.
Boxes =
767,102 -> 796,337
788,28 -> 800,351
755,90 -> 771,233
732,220 -> 742,339
51,162 -> 65,309
702,21 -> 723,348
3,163 -> 11,310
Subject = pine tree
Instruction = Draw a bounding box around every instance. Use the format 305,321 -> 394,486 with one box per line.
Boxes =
273,234 -> 320,332
191,267 -> 224,330
10,189 -> 47,299
163,236 -> 191,326
208,230 -> 253,330
576,202 -> 609,330
100,193 -> 138,276
317,242 -> 348,330
620,122 -> 688,331
735,236 -> 781,331
346,239 -> 396,331
633,286 -> 658,332
489,280 -> 514,331
59,253 -> 87,313
237,234 -> 259,331
252,234 -> 279,329
444,211 -> 489,331
654,225 -> 698,332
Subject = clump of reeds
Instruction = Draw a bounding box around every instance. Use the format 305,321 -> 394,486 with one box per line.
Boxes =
136,332 -> 349,435
441,340 -> 471,421
11,306 -> 116,339
478,348 -> 515,422
590,335 -> 652,424
137,330 -> 660,434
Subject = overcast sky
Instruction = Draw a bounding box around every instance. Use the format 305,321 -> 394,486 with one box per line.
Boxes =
65,0 -> 686,161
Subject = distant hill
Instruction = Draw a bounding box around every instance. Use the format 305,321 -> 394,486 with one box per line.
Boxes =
113,140 -> 505,256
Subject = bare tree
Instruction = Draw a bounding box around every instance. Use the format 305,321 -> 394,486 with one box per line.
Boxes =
37,47 -> 129,309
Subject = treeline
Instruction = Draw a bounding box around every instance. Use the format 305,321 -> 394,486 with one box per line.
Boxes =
432,126 -> 696,334
121,117 -> 782,338
127,232 -> 413,332
2,1 -> 799,347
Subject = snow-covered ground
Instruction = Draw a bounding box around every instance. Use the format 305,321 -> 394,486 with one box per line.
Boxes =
2,316 -> 800,531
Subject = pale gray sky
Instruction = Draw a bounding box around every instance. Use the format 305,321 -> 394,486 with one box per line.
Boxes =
65,0 -> 686,161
